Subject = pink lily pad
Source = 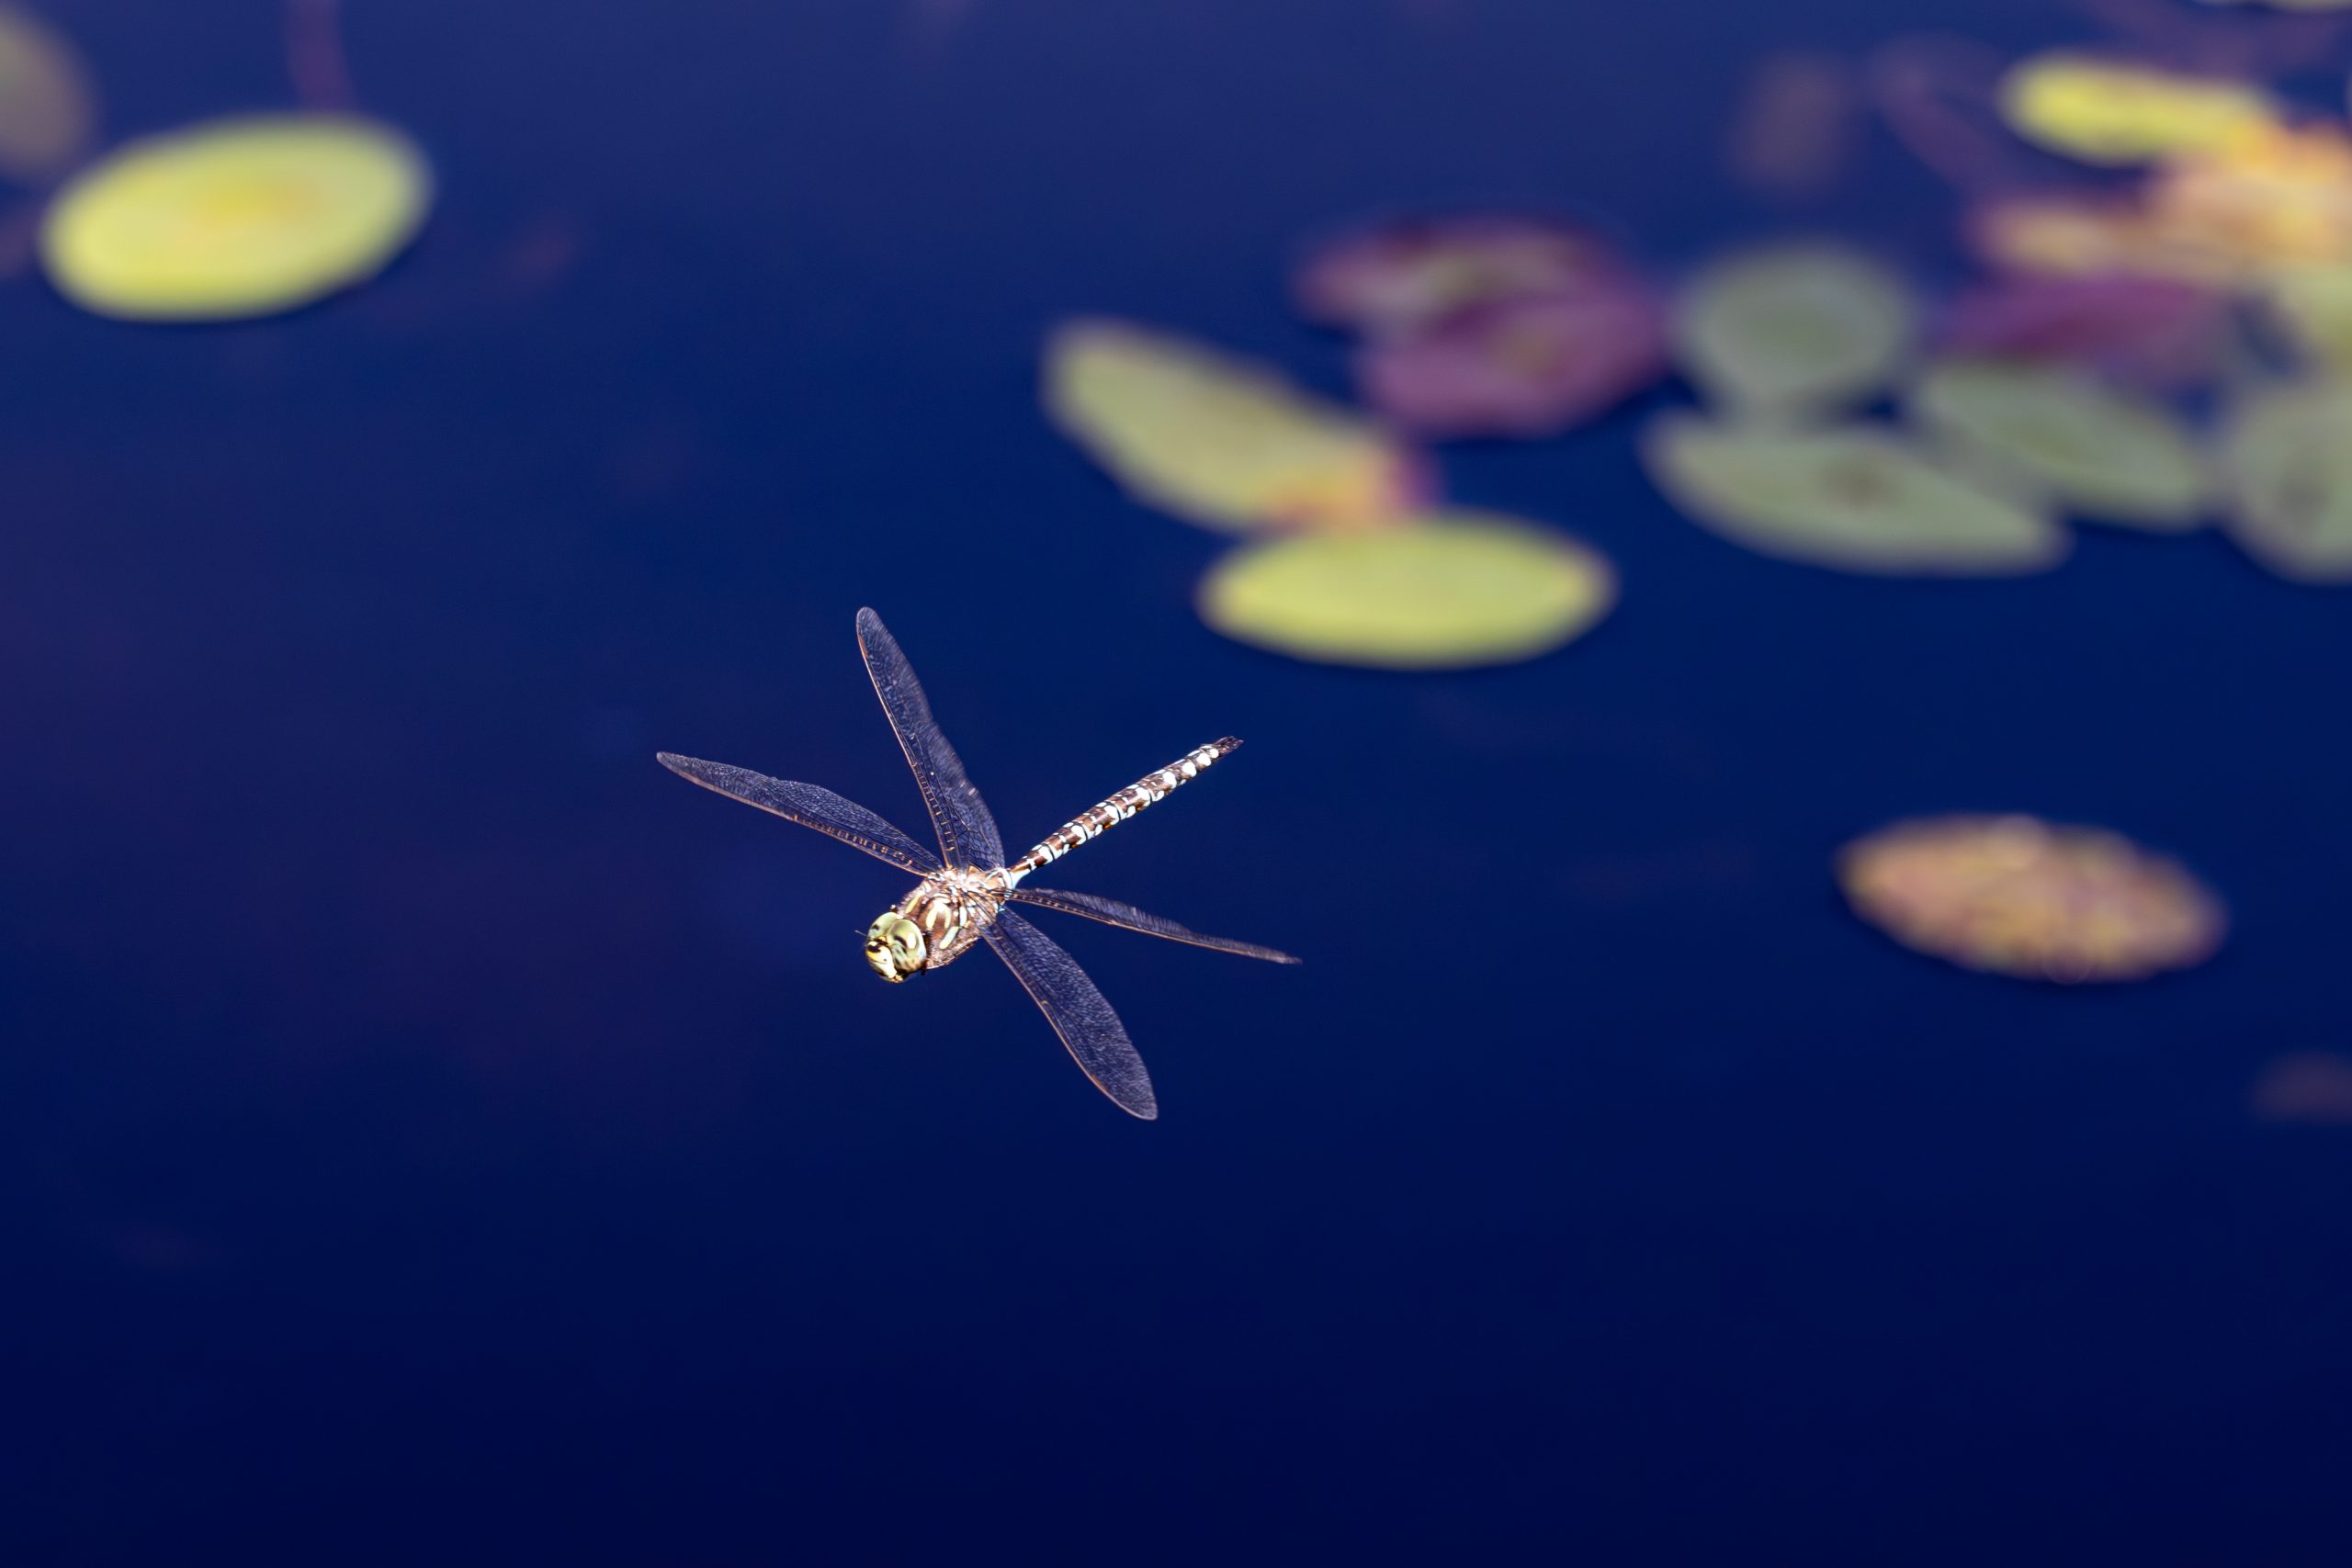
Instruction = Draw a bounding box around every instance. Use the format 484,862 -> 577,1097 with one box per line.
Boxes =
1355,286 -> 1669,440
1939,274 -> 2229,387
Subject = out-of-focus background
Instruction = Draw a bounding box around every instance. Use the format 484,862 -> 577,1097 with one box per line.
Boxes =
8,0 -> 2352,1561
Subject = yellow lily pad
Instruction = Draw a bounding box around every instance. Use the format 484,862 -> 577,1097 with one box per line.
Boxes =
1970,193 -> 2236,285
1045,317 -> 1423,533
1838,815 -> 2225,982
1910,359 -> 2209,529
1195,512 -> 1615,668
0,4 -> 93,184
1998,52 -> 2277,167
40,115 -> 431,321
1643,413 -> 2066,576
2151,122 -> 2352,276
2218,380 -> 2352,582
1673,243 -> 1914,413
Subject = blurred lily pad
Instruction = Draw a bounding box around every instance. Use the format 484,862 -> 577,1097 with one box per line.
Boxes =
1293,215 -> 1625,334
1195,512 -> 1615,668
1045,317 -> 1424,533
40,114 -> 430,321
2219,380 -> 2352,582
1643,413 -> 2066,575
1998,52 -> 2276,167
1910,359 -> 2209,529
1970,193 -> 2233,285
1939,275 -> 2226,388
1355,286 -> 1668,440
1838,814 -> 2225,982
2258,265 -> 2352,372
1673,243 -> 1914,413
0,4 -> 93,184
2154,122 -> 2352,276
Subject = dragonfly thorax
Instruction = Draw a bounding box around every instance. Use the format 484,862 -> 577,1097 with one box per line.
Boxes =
864,871 -> 1002,982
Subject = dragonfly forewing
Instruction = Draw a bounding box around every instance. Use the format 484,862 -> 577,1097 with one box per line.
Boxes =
854,608 -> 1007,872
984,909 -> 1159,1120
1010,886 -> 1299,964
658,753 -> 942,875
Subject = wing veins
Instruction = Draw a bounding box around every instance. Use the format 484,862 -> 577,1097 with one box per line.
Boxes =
854,608 -> 1006,871
984,909 -> 1158,1120
1009,886 -> 1299,964
658,753 -> 941,874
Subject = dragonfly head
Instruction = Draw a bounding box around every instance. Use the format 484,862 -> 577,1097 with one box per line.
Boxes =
865,910 -> 929,982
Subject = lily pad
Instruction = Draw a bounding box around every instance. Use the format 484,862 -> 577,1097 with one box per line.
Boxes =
1293,215 -> 1626,334
1195,512 -> 1616,668
2151,122 -> 2352,276
1045,317 -> 1424,533
0,4 -> 93,184
1643,413 -> 2066,576
2218,379 -> 2352,582
1969,193 -> 2232,285
1910,359 -> 2209,529
1838,814 -> 2225,982
1939,274 -> 2226,388
2258,264 -> 2352,373
1998,52 -> 2276,167
1673,243 -> 1915,413
40,114 -> 430,321
1355,286 -> 1668,440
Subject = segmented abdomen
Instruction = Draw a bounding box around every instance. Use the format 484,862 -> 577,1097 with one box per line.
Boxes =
1001,739 -> 1238,883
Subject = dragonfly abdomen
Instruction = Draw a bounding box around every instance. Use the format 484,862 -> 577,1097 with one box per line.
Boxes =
1001,739 -> 1238,884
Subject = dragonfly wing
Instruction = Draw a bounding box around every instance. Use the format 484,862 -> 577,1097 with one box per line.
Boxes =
984,909 -> 1158,1120
854,608 -> 1006,871
1009,886 -> 1299,964
659,753 -> 942,875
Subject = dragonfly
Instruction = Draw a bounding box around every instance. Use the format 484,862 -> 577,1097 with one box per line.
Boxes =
659,608 -> 1297,1119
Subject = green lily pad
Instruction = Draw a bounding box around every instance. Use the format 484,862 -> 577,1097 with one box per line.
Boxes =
2219,380 -> 2352,582
2260,265 -> 2352,374
1043,318 -> 1422,534
1195,512 -> 1616,668
1673,243 -> 1915,413
1644,412 -> 2068,575
1909,359 -> 2209,529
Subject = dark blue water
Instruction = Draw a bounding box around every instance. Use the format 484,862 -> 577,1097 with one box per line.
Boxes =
8,1 -> 2352,1561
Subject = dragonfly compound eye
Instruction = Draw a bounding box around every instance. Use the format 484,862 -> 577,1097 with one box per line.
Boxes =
865,912 -> 928,981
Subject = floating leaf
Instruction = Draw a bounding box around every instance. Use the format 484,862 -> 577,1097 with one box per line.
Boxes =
1998,52 -> 2277,167
1195,512 -> 1615,668
40,115 -> 430,321
1673,243 -> 1914,413
0,4 -> 94,184
1939,274 -> 2226,388
1910,359 -> 2209,529
2259,264 -> 2352,372
1838,815 -> 2226,982
1355,286 -> 1668,440
1643,414 -> 2066,575
1969,193 -> 2234,285
2149,122 -> 2352,274
1044,318 -> 1424,533
2218,379 -> 2352,581
1293,216 -> 1626,334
